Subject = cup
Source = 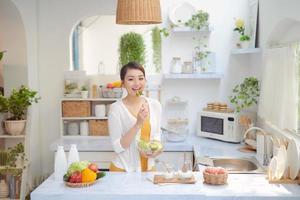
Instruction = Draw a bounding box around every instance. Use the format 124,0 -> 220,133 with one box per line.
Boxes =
95,105 -> 106,118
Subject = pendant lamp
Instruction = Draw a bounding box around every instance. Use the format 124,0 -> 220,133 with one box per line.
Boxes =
116,0 -> 162,25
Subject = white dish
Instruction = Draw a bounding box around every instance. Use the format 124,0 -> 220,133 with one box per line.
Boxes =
268,156 -> 278,180
286,139 -> 299,180
168,2 -> 197,26
245,139 -> 257,149
275,145 -> 287,179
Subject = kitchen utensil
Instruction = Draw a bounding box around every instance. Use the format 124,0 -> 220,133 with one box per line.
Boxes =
275,145 -> 287,179
268,156 -> 278,180
286,138 -> 299,180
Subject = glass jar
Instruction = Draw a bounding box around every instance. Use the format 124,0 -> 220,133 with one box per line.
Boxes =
182,61 -> 193,74
170,57 -> 182,74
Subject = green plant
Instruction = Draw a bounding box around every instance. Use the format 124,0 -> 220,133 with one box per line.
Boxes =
119,32 -> 145,67
229,77 -> 260,112
152,27 -> 162,73
0,51 -> 6,61
233,18 -> 251,42
184,10 -> 209,30
0,85 -> 40,120
81,85 -> 88,91
7,143 -> 25,167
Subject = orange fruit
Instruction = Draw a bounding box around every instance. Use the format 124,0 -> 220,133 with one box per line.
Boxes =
81,168 -> 97,183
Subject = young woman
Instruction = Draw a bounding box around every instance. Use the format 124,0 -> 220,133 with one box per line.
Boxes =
108,62 -> 162,172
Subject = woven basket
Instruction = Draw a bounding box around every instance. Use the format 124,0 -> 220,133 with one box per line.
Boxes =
89,120 -> 109,136
62,101 -> 91,117
65,180 -> 96,188
203,171 -> 228,185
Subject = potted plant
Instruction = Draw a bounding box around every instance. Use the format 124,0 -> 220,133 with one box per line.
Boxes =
81,86 -> 88,99
119,32 -> 145,67
0,85 -> 40,135
233,18 -> 251,49
229,77 -> 260,113
8,143 -> 26,168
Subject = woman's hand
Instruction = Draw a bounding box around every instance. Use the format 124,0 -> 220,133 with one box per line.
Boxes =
140,149 -> 163,158
135,103 -> 149,128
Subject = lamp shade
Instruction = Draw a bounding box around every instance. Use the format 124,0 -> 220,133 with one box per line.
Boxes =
116,0 -> 162,25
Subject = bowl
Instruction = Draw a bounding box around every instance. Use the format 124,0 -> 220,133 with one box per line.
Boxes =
137,140 -> 163,157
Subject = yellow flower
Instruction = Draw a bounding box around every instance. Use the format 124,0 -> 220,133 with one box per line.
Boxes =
235,19 -> 244,28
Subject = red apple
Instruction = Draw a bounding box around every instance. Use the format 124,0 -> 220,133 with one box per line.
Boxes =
88,163 -> 98,173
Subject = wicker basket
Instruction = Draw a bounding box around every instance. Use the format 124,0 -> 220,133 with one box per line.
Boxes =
65,180 -> 96,188
203,170 -> 228,185
62,101 -> 91,117
89,120 -> 109,136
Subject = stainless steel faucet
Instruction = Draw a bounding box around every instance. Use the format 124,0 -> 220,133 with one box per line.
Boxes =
244,127 -> 270,166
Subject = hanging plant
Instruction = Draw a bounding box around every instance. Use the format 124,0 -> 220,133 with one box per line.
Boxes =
152,27 -> 162,73
119,32 -> 145,67
229,77 -> 260,112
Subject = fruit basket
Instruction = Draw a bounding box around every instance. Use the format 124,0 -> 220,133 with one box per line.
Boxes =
137,139 -> 163,157
203,167 -> 228,185
63,161 -> 106,188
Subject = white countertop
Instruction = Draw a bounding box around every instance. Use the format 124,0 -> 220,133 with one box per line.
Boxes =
31,172 -> 300,200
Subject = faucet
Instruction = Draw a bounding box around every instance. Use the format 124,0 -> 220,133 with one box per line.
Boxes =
244,127 -> 270,166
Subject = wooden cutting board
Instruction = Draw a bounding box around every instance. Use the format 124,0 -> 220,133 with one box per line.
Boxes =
153,175 -> 196,184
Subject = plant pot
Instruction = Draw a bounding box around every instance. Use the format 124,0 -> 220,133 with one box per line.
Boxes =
81,91 -> 88,99
4,120 -> 26,135
240,40 -> 250,49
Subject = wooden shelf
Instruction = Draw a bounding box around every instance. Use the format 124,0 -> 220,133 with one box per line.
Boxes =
0,135 -> 25,139
163,73 -> 223,79
61,98 -> 119,101
62,117 -> 108,120
231,48 -> 261,54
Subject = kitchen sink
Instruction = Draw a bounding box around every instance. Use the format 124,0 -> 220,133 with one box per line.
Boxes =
195,156 -> 265,174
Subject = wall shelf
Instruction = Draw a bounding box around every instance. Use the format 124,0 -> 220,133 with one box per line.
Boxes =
231,48 -> 261,54
61,98 -> 119,101
172,27 -> 212,34
0,135 -> 25,139
62,117 -> 108,120
163,73 -> 223,79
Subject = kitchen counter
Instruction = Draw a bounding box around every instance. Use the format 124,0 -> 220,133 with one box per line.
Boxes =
31,172 -> 300,200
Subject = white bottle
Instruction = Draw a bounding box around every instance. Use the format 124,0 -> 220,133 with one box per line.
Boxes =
67,144 -> 80,167
54,146 -> 67,181
80,121 -> 89,136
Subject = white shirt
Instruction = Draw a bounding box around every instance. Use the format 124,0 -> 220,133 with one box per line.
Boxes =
108,97 -> 162,172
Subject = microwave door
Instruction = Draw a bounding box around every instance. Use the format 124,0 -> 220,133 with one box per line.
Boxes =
201,116 -> 224,135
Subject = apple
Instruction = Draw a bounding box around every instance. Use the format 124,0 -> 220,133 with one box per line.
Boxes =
88,163 -> 98,173
69,171 -> 82,183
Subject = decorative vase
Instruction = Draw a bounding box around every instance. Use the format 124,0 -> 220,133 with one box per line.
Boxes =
0,179 -> 9,198
81,91 -> 88,99
4,120 -> 26,135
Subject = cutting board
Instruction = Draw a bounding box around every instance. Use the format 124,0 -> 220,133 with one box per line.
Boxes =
153,175 -> 196,184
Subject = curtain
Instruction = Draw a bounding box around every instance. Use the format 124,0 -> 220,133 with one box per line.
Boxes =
258,46 -> 298,131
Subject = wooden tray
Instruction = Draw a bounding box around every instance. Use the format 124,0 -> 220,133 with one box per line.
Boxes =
203,108 -> 234,113
153,175 -> 196,184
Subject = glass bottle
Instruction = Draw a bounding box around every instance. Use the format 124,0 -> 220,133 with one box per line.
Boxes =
67,144 -> 80,167
170,57 -> 182,74
54,146 -> 67,181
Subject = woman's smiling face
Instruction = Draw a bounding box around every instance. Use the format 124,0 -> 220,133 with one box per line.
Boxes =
123,68 -> 146,97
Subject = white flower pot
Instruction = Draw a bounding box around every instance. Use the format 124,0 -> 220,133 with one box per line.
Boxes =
4,120 -> 26,135
81,91 -> 88,99
241,41 -> 250,49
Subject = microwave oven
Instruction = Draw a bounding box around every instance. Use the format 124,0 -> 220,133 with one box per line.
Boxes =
197,110 -> 242,143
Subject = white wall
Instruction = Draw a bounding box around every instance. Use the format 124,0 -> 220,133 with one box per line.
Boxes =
9,0 -> 264,177
81,15 -> 155,75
